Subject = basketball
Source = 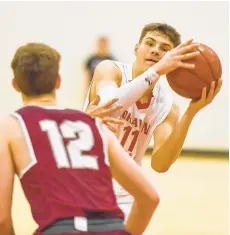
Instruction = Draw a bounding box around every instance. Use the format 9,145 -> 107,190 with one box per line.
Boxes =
166,43 -> 222,99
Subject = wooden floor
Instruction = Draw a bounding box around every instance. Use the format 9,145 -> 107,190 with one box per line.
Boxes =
12,155 -> 229,235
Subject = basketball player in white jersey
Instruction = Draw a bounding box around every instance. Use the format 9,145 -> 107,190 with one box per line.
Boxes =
83,23 -> 222,219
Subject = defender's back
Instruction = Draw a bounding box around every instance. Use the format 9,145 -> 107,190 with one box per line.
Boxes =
12,106 -> 124,233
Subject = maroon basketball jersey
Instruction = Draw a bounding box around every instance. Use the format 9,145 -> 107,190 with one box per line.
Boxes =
13,106 -> 124,232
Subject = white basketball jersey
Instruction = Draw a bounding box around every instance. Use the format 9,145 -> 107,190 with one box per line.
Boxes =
83,61 -> 173,197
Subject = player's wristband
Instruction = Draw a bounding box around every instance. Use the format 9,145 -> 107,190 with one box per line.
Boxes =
144,67 -> 160,86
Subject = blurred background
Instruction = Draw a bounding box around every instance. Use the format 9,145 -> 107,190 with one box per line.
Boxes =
0,1 -> 228,235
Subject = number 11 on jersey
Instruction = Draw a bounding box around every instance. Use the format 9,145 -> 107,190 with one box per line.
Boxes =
120,126 -> 140,153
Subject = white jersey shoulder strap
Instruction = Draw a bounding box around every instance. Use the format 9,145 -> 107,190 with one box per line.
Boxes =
113,61 -> 132,85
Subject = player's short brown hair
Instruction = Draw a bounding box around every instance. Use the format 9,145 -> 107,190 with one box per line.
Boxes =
11,43 -> 61,96
139,23 -> 181,47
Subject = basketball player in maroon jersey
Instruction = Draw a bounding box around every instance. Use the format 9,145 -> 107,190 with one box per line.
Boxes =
0,43 -> 159,235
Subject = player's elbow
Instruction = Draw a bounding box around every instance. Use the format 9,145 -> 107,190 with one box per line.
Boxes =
144,190 -> 160,210
139,186 -> 160,208
150,191 -> 160,207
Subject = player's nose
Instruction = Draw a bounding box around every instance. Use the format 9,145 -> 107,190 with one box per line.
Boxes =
151,45 -> 160,56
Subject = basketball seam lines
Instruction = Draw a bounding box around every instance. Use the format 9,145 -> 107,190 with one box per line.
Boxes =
185,49 -> 215,84
185,69 -> 208,85
168,70 -> 205,92
169,50 -> 215,91
199,52 -> 215,82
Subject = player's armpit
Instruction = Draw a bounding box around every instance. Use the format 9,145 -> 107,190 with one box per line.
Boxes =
103,125 -> 159,235
0,118 -> 15,235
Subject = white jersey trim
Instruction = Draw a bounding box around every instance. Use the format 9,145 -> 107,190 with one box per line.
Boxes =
11,113 -> 37,179
95,118 -> 110,166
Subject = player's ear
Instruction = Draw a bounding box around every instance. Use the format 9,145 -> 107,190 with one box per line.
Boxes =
55,74 -> 61,90
134,43 -> 139,56
12,78 -> 20,92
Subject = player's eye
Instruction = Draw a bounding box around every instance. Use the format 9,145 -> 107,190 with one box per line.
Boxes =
162,47 -> 170,52
146,41 -> 154,47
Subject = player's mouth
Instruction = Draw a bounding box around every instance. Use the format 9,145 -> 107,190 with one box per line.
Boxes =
145,59 -> 158,65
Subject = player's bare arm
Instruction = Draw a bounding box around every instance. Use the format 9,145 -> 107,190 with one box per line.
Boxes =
89,59 -> 122,103
151,79 -> 222,173
151,103 -> 180,172
103,125 -> 159,235
0,118 -> 15,235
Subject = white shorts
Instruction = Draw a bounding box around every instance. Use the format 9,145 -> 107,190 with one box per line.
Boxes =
117,194 -> 134,221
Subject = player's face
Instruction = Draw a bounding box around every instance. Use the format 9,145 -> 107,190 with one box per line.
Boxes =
135,31 -> 174,71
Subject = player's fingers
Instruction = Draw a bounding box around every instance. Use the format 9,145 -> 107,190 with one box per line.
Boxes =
201,86 -> 207,101
104,117 -> 124,125
214,78 -> 222,96
95,106 -> 122,117
90,99 -> 120,116
206,81 -> 215,103
85,106 -> 98,116
105,123 -> 117,132
176,51 -> 200,61
100,98 -> 119,109
176,39 -> 194,49
177,43 -> 200,55
99,105 -> 123,117
89,102 -> 118,116
179,62 -> 195,69
87,107 -> 102,116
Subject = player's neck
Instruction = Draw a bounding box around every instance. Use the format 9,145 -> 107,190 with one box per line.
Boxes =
22,93 -> 57,107
132,62 -> 146,78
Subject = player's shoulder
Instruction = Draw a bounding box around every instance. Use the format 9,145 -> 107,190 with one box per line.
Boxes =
93,59 -> 122,84
0,114 -> 17,128
96,59 -> 121,72
0,114 -> 20,139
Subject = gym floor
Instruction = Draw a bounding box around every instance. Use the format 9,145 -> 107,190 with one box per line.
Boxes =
12,155 -> 228,235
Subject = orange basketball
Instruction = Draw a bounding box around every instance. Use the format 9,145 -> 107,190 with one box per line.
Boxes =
166,43 -> 222,99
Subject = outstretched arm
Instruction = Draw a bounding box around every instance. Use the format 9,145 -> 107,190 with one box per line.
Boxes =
0,119 -> 15,235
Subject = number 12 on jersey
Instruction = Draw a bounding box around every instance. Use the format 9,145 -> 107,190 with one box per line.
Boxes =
39,120 -> 99,170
